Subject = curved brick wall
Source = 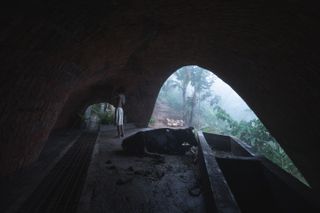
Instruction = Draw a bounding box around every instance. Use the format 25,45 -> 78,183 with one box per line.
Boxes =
1,0 -> 319,196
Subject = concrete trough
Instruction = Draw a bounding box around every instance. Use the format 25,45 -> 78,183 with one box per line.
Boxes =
197,131 -> 319,213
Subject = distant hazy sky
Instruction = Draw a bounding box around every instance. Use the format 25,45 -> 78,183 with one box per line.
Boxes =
210,72 -> 257,121
171,66 -> 258,121
171,66 -> 257,121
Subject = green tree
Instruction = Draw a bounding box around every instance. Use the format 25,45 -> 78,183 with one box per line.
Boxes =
208,110 -> 308,185
164,67 -> 193,120
188,67 -> 214,126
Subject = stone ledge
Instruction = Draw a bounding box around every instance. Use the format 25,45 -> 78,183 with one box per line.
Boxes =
197,131 -> 241,213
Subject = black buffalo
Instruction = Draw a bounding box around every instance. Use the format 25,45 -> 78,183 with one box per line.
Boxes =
122,127 -> 197,155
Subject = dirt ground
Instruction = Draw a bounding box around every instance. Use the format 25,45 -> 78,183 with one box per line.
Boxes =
78,126 -> 206,213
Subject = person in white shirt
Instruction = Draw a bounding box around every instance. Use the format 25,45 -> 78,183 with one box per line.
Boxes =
115,88 -> 126,138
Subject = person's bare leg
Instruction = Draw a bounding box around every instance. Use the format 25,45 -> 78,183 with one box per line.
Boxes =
120,125 -> 124,137
117,125 -> 121,138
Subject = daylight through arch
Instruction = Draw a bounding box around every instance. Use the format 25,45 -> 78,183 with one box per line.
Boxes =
150,65 -> 308,185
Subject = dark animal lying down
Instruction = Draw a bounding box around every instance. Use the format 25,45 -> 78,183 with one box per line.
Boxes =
122,127 -> 197,155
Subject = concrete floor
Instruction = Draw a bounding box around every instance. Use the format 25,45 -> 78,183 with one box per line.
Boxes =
0,125 -> 206,213
78,126 -> 206,213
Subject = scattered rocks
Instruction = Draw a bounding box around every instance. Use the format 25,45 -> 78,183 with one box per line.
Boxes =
188,186 -> 201,197
155,170 -> 165,179
134,169 -> 151,176
116,177 -> 133,185
132,168 -> 165,181
166,118 -> 184,127
151,156 -> 165,164
105,160 -> 112,164
133,170 -> 143,176
126,166 -> 134,171
107,165 -> 116,170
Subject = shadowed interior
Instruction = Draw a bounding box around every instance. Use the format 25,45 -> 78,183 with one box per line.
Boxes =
0,0 -> 320,199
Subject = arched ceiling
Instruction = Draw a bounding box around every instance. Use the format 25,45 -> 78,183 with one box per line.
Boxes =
0,0 -> 319,197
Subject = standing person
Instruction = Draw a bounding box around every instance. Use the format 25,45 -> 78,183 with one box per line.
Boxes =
115,88 -> 126,138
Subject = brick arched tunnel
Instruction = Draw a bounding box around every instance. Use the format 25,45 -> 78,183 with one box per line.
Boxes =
1,0 -> 320,206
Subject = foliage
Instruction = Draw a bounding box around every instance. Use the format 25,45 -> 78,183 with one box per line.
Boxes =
100,112 -> 114,125
149,117 -> 156,126
87,103 -> 115,125
204,105 -> 308,184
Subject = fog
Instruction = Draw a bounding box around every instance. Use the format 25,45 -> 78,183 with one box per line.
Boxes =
172,66 -> 257,122
211,74 -> 256,122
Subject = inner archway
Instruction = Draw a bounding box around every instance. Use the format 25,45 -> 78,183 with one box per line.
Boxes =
83,102 -> 116,131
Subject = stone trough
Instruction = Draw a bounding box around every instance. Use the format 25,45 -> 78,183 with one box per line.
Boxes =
197,131 -> 319,213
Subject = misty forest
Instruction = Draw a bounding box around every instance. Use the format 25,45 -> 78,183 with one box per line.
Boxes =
149,66 -> 307,185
